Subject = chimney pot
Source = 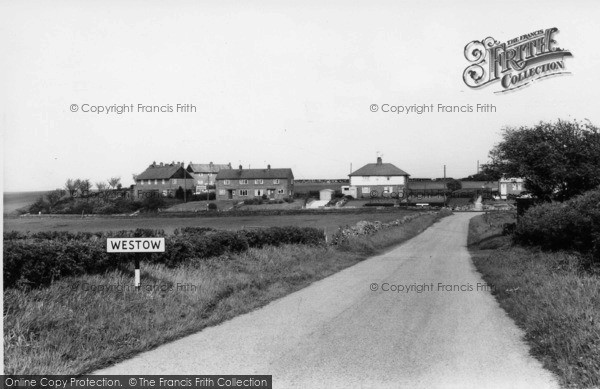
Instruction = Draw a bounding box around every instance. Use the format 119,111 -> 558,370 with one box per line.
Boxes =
267,164 -> 271,170
239,164 -> 243,170
377,156 -> 382,165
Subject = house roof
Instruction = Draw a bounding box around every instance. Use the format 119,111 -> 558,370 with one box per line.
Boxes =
136,163 -> 194,180
187,163 -> 231,174
349,158 -> 410,177
216,168 -> 294,180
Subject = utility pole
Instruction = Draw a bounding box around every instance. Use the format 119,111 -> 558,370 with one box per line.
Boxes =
443,165 -> 446,180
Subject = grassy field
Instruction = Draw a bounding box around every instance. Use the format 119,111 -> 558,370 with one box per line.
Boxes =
4,211 -> 448,374
4,209 -> 418,237
468,213 -> 600,389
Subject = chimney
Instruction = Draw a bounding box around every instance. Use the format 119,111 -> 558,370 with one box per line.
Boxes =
160,162 -> 163,167
228,162 -> 232,168
267,164 -> 271,170
376,156 -> 382,165
152,161 -> 156,167
239,164 -> 243,170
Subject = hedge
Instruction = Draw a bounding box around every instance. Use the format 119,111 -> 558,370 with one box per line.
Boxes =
513,188 -> 600,261
3,226 -> 325,289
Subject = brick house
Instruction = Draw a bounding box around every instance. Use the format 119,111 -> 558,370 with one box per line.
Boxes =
215,165 -> 294,200
186,162 -> 232,194
134,162 -> 195,198
343,157 -> 410,199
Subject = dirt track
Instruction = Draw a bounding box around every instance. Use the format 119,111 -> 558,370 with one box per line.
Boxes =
94,213 -> 559,388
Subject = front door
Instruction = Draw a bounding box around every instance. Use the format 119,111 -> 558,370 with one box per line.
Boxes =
227,190 -> 233,199
267,189 -> 275,199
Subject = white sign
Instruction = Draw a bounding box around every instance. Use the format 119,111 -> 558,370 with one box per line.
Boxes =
106,238 -> 165,253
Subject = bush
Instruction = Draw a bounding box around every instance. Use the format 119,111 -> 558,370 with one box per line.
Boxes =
237,226 -> 325,248
141,196 -> 166,211
514,188 -> 600,261
207,203 -> 218,210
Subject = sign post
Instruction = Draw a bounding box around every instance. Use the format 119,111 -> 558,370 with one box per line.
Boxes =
107,237 -> 166,288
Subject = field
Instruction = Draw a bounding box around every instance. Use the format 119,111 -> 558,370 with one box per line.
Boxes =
4,210 -> 417,237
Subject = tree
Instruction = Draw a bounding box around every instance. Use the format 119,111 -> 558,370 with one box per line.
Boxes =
446,179 -> 462,192
96,181 -> 107,191
108,177 -> 121,189
65,179 -> 78,197
46,189 -> 66,210
78,179 -> 92,194
487,119 -> 600,202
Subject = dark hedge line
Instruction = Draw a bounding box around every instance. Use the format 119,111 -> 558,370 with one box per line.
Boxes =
514,188 -> 600,262
3,226 -> 325,289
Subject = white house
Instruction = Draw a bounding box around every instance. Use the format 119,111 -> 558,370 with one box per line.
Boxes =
499,177 -> 525,199
343,157 -> 410,199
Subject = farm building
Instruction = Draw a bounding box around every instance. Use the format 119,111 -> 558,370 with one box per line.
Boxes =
134,162 -> 195,198
186,162 -> 232,194
343,157 -> 410,199
215,165 -> 294,201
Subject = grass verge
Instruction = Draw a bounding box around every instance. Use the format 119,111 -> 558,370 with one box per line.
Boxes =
468,213 -> 600,389
4,211 -> 448,374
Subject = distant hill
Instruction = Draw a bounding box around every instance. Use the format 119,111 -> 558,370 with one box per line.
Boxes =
3,191 -> 47,215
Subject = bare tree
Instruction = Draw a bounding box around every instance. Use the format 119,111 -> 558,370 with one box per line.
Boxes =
96,181 -> 107,191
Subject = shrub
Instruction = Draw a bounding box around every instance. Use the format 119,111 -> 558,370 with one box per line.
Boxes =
207,203 -> 218,210
514,188 -> 600,261
141,196 -> 166,211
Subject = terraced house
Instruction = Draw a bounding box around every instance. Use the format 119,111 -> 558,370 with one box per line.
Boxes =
134,162 -> 195,198
215,165 -> 294,200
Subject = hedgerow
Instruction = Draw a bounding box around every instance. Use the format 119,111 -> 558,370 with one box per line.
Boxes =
514,188 -> 600,262
3,226 -> 325,289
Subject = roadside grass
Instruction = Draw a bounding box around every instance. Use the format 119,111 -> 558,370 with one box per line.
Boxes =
468,214 -> 600,389
4,211 -> 449,374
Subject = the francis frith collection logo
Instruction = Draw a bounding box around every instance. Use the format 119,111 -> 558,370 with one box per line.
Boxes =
463,27 -> 572,93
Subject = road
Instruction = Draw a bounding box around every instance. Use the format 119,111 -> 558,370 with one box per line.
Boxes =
94,213 -> 559,388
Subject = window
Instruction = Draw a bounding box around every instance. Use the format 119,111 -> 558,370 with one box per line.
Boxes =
254,189 -> 264,196
277,188 -> 284,194
198,179 -> 204,184
273,179 -> 280,184
362,187 -> 370,194
172,179 -> 177,184
218,189 -> 225,195
140,180 -> 144,186
239,179 -> 248,184
154,179 -> 158,185
147,180 -> 151,185
223,180 -> 230,185
386,177 -> 390,180
161,179 -> 165,185
240,189 -> 248,196
255,179 -> 263,184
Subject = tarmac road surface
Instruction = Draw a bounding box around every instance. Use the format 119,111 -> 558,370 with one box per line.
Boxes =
94,212 -> 559,389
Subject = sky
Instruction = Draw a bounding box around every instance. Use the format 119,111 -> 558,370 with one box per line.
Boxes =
2,0 -> 600,191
